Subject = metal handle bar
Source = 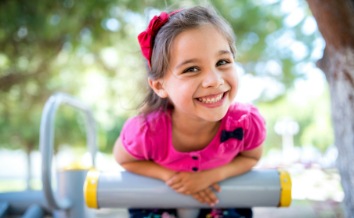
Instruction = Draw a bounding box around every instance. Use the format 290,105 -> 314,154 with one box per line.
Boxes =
39,92 -> 97,210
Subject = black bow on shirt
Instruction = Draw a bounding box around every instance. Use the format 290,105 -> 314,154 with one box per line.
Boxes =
220,127 -> 244,142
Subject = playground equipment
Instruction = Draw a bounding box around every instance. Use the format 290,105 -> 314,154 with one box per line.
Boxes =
0,93 -> 292,218
84,169 -> 291,217
0,93 -> 97,218
85,169 -> 291,208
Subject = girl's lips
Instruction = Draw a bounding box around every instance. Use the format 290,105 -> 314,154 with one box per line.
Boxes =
195,92 -> 227,107
197,93 -> 224,103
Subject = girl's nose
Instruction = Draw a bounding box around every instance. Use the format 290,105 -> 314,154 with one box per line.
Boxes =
202,69 -> 224,88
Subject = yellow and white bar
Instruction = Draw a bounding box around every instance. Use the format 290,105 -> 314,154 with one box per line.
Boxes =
84,169 -> 291,209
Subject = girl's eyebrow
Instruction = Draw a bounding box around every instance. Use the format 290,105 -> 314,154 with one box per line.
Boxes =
175,58 -> 199,70
218,50 -> 232,55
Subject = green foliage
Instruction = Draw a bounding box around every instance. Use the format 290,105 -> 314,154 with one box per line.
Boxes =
98,115 -> 127,153
54,106 -> 87,151
0,0 -> 137,153
0,0 -> 332,157
259,82 -> 334,154
210,0 -> 323,100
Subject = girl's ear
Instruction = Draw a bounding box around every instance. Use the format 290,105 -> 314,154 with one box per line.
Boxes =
148,78 -> 168,98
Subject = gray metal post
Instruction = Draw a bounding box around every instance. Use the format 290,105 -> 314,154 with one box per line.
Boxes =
177,208 -> 200,218
39,92 -> 97,217
0,191 -> 49,215
53,169 -> 94,218
22,205 -> 44,218
0,203 -> 9,217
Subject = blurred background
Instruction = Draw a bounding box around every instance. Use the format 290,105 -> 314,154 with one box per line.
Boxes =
0,0 -> 347,217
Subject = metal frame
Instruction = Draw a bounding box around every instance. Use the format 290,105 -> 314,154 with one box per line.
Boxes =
39,92 -> 97,211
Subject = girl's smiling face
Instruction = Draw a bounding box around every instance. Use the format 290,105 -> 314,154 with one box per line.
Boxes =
149,24 -> 238,122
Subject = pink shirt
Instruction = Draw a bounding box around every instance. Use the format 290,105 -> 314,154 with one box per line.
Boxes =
120,103 -> 266,172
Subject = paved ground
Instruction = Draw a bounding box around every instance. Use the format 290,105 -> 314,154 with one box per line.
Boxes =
94,200 -> 345,218
253,200 -> 344,218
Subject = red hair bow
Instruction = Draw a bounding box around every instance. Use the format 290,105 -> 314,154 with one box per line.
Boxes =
138,10 -> 180,68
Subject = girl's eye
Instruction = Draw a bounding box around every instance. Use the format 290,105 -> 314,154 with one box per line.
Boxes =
216,59 -> 230,66
183,66 -> 199,73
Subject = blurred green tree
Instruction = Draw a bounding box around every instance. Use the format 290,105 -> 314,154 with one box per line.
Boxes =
0,0 -> 324,152
0,0 -> 140,188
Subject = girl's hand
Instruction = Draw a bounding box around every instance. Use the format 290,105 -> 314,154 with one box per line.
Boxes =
191,185 -> 220,206
166,171 -> 219,194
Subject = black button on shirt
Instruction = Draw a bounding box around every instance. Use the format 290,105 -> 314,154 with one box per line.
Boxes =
192,167 -> 198,172
192,156 -> 198,160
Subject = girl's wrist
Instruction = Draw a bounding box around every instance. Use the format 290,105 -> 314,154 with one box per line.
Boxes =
161,169 -> 176,182
203,169 -> 222,184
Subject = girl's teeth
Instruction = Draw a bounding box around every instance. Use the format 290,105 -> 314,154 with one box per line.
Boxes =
198,94 -> 223,103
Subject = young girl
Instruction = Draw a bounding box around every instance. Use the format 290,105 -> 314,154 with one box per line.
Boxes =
113,5 -> 266,218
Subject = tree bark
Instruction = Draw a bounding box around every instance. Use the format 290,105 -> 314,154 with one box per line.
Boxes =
306,0 -> 354,217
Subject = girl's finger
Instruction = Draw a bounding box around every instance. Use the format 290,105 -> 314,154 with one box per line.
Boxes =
199,190 -> 216,205
165,177 -> 178,186
176,187 -> 191,195
192,192 -> 205,204
192,196 -> 202,203
201,189 -> 215,206
205,188 -> 219,205
169,182 -> 183,191
211,183 -> 221,192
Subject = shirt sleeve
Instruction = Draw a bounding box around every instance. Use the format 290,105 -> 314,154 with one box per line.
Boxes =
120,116 -> 150,160
243,105 -> 267,151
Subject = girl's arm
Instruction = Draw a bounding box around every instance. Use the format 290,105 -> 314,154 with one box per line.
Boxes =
167,145 -> 263,194
114,137 -> 219,206
113,137 -> 175,182
209,145 -> 263,182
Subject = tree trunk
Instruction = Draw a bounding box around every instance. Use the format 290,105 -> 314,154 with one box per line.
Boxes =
306,0 -> 354,217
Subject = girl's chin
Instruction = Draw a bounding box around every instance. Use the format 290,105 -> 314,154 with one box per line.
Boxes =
199,108 -> 229,122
